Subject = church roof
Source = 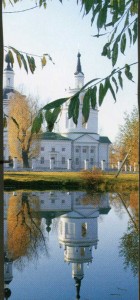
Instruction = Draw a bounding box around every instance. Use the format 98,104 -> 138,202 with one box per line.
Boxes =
99,136 -> 111,144
99,207 -> 111,214
40,132 -> 71,141
74,52 -> 84,75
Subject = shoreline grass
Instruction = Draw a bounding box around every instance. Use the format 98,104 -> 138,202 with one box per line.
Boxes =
4,171 -> 139,192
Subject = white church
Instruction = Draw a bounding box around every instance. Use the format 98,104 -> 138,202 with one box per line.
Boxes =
3,52 -> 111,170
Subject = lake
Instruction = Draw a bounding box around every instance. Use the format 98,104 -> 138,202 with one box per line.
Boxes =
4,190 -> 138,300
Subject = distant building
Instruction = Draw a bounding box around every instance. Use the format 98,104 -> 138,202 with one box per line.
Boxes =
3,52 -> 111,170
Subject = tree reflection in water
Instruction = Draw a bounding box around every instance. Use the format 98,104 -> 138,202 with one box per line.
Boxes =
110,192 -> 139,277
7,192 -> 48,271
119,220 -> 139,276
118,192 -> 139,277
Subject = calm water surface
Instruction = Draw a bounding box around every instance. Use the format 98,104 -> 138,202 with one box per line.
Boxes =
4,191 -> 139,300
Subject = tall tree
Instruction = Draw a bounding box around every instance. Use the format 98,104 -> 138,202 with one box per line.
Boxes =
110,106 -> 139,165
8,92 -> 41,168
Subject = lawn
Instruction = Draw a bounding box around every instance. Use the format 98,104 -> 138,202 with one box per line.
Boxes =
4,171 -> 139,192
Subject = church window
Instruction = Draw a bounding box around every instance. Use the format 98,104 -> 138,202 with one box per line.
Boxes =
90,147 -> 95,153
41,147 -> 44,151
62,157 -> 65,164
90,158 -> 94,164
62,199 -> 65,204
76,158 -> 79,165
40,157 -> 44,164
81,223 -> 87,237
80,247 -> 85,256
83,148 -> 86,153
51,199 -> 55,204
62,148 -> 65,151
75,148 -> 79,153
65,222 -> 75,235
52,147 -> 55,152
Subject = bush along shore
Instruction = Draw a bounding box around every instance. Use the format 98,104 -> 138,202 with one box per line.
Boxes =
4,170 -> 139,192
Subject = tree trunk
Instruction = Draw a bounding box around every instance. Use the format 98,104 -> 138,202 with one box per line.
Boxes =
22,149 -> 30,168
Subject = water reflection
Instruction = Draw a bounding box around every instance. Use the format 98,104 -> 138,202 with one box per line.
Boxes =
4,191 -> 138,299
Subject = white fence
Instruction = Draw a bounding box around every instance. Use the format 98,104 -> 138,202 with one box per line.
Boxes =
4,157 -> 139,172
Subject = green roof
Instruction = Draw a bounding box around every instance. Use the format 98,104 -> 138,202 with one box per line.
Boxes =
99,136 -> 111,144
40,132 -> 71,141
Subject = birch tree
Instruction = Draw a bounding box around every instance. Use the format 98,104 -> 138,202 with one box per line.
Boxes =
8,92 -> 41,168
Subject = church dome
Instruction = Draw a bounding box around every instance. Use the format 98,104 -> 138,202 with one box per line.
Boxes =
4,52 -> 13,71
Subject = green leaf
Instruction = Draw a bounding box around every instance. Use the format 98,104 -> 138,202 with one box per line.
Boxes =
45,110 -> 52,124
124,11 -> 129,27
72,97 -> 79,125
98,83 -> 104,106
41,55 -> 47,68
133,19 -> 138,44
31,113 -> 43,134
97,3 -> 107,30
118,71 -> 123,89
20,54 -> 28,73
45,110 -> 54,132
26,55 -> 36,74
82,89 -> 90,123
112,42 -> 118,66
109,81 -> 116,102
119,0 -> 125,15
130,2 -> 138,15
42,97 -> 69,111
44,107 -> 61,132
115,33 -> 121,44
16,53 -> 22,68
90,86 -> 97,109
68,96 -> 79,120
8,50 -> 14,67
91,3 -> 101,25
84,0 -> 94,14
112,76 -> 118,93
104,78 -> 110,96
52,106 -> 61,123
128,28 -> 132,45
101,43 -> 110,56
120,33 -> 126,54
107,47 -> 111,59
112,11 -> 119,24
125,64 -> 133,81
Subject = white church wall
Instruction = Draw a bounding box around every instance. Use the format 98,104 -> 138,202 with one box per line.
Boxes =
99,144 -> 110,166
36,140 -> 71,169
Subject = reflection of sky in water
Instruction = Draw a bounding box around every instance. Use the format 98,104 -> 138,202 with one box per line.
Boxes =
5,192 -> 138,300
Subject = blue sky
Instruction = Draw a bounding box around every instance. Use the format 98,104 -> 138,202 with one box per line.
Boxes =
3,1 -> 138,142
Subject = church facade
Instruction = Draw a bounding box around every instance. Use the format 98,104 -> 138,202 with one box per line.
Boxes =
3,53 -> 111,170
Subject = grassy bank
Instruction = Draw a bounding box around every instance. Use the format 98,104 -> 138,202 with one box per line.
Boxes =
4,171 -> 139,192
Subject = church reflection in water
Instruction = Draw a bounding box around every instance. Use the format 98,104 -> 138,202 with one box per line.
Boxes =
4,191 -> 111,299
